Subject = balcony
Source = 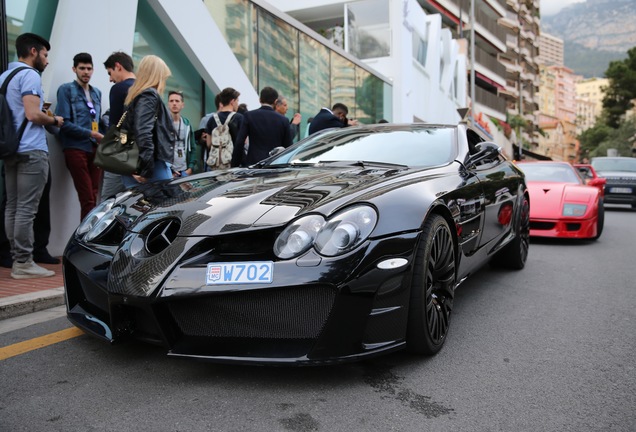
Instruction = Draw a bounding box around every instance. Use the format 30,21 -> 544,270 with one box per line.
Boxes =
499,15 -> 519,32
475,86 -> 507,114
475,46 -> 507,79
506,34 -> 519,51
458,2 -> 507,45
499,85 -> 519,99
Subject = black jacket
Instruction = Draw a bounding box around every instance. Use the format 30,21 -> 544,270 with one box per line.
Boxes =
128,88 -> 175,178
308,108 -> 345,135
233,105 -> 292,167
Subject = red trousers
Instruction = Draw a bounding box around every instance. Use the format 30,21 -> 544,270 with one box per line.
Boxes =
63,148 -> 102,220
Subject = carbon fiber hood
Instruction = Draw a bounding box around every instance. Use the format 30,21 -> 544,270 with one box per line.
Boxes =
118,166 -> 414,236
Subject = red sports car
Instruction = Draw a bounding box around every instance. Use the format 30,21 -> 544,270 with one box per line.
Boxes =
517,161 -> 604,239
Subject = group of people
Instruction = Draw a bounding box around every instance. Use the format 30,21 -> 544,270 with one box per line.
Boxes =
0,31 -> 359,280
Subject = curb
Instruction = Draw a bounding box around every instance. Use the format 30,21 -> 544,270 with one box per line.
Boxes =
0,287 -> 65,321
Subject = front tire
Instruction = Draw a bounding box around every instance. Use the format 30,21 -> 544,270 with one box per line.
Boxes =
407,214 -> 456,356
593,199 -> 604,240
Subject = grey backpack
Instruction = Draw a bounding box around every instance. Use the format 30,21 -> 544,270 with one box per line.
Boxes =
207,112 -> 236,169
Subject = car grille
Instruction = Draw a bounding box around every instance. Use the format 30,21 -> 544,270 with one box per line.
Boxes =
605,177 -> 636,185
167,286 -> 337,339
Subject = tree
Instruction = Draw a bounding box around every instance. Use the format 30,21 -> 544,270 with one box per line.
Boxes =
578,122 -> 613,157
585,118 -> 636,158
602,46 -> 636,128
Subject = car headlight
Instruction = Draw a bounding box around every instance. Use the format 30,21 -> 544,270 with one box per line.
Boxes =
83,206 -> 124,242
274,215 -> 325,259
315,206 -> 377,256
76,198 -> 116,237
563,203 -> 587,217
274,205 -> 378,259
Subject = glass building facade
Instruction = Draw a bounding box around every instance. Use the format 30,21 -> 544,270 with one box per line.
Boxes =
205,0 -> 392,138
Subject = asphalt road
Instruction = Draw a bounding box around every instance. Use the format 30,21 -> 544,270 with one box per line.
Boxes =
1,206 -> 635,432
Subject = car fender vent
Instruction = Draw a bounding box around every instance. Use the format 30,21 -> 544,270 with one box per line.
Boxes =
145,218 -> 181,254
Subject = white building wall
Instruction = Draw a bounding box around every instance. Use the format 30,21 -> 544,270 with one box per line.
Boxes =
381,0 -> 465,123
45,0 -> 139,256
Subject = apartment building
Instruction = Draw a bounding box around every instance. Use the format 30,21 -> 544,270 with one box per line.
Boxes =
575,77 -> 608,133
394,0 -> 540,156
537,32 -> 564,66
537,64 -> 578,161
498,0 -> 541,155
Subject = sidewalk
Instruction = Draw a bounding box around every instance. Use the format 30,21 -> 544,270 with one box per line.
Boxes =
0,261 -> 65,320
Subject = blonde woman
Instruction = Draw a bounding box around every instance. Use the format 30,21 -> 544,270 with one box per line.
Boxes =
121,55 -> 175,187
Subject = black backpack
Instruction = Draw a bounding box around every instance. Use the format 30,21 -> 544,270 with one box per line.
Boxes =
0,67 -> 30,159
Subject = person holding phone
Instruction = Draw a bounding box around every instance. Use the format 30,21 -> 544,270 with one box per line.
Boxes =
0,33 -> 64,279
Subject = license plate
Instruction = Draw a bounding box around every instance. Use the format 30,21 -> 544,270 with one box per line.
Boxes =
206,261 -> 273,285
609,187 -> 632,194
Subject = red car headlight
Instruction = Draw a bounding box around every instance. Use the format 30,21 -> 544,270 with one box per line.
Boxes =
563,203 -> 587,217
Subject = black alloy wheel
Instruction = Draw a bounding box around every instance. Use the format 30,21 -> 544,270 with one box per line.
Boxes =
407,214 -> 456,355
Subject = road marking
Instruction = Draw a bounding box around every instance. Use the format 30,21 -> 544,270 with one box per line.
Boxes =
0,327 -> 83,361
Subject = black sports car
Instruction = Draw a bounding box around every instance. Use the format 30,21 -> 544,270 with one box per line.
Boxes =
64,123 -> 529,365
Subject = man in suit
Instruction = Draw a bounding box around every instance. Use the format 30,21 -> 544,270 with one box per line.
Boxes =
274,95 -> 302,141
232,87 -> 292,167
308,103 -> 358,136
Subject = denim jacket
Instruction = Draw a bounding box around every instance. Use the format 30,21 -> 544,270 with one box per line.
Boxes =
56,81 -> 102,153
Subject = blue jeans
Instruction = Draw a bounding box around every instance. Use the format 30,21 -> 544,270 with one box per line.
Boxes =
121,160 -> 172,189
3,150 -> 49,262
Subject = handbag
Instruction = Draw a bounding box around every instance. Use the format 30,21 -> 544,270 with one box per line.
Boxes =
94,109 -> 139,175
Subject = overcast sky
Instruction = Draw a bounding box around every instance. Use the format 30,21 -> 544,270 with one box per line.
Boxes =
541,0 -> 586,16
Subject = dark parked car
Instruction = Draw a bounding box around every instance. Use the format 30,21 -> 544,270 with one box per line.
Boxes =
64,123 -> 529,365
590,156 -> 636,209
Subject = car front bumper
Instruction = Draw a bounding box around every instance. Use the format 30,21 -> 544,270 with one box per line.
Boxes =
603,180 -> 636,206
529,216 -> 597,239
64,231 -> 421,365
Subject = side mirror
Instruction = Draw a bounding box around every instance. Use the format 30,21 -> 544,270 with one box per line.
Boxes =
466,142 -> 501,168
588,177 -> 606,187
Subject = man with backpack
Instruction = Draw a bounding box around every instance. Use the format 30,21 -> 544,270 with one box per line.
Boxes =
56,52 -> 104,220
0,33 -> 64,279
205,87 -> 243,170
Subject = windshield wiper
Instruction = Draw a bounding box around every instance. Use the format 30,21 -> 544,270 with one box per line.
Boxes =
253,162 -> 316,169
318,160 -> 408,169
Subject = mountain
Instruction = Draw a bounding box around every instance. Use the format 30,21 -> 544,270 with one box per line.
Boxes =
541,0 -> 635,77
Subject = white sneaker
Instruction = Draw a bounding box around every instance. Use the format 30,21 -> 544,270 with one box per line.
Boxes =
11,260 -> 56,279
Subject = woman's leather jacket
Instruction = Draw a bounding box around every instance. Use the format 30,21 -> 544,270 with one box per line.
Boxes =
128,88 -> 175,178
